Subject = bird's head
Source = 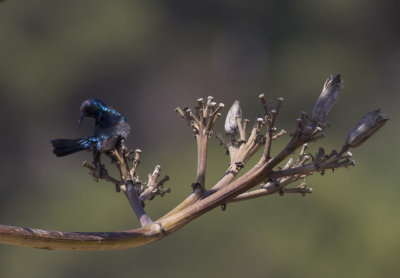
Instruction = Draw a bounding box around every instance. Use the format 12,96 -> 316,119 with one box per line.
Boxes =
79,99 -> 106,126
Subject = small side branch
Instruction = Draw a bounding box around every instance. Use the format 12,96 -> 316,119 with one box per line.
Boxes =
170,96 -> 225,213
229,174 -> 307,202
139,165 -> 171,201
121,182 -> 152,227
176,96 -> 224,192
82,161 -> 121,186
269,155 -> 355,180
212,116 -> 266,191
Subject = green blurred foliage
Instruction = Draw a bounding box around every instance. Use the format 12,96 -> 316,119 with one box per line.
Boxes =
0,0 -> 398,277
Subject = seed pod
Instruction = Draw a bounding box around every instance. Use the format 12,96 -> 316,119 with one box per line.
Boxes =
224,100 -> 242,134
310,74 -> 344,124
345,109 -> 388,148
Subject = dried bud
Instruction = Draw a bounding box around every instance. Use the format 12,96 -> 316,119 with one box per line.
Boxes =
225,100 -> 242,134
345,109 -> 388,148
310,74 -> 344,124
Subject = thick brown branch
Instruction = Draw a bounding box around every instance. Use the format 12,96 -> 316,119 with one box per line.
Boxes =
0,148 -> 274,250
0,223 -> 164,250
0,103 -> 307,250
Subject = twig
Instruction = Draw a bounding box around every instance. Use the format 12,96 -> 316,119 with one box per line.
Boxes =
272,129 -> 286,140
269,157 -> 355,180
258,94 -> 270,115
139,166 -> 170,201
82,161 -> 121,185
129,149 -> 142,178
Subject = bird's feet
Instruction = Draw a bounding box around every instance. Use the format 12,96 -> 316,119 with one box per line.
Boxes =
90,162 -> 108,182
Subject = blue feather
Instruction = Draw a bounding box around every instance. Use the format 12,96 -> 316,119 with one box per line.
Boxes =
52,99 -> 130,156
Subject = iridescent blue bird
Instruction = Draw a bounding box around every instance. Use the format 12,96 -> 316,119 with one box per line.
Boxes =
51,99 -> 130,170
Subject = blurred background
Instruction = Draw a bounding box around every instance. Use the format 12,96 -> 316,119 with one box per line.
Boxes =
0,0 -> 398,277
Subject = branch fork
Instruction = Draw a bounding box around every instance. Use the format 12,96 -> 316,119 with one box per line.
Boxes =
83,143 -> 171,227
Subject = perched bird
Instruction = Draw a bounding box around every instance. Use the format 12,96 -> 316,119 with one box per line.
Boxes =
51,99 -> 130,172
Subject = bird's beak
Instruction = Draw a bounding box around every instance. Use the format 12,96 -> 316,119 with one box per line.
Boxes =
78,112 -> 86,128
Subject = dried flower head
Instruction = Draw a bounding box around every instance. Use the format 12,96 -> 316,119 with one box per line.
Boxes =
345,109 -> 388,148
310,74 -> 344,125
225,100 -> 242,134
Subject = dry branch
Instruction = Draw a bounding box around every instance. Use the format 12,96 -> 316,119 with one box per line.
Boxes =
0,74 -> 388,250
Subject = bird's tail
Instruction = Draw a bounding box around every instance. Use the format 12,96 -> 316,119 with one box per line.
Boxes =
51,138 -> 87,157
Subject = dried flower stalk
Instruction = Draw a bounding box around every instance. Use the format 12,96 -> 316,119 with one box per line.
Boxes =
0,74 -> 387,251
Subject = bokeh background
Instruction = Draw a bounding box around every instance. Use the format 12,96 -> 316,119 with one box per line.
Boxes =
0,0 -> 398,277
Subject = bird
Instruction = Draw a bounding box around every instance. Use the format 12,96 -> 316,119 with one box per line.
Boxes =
51,99 -> 130,174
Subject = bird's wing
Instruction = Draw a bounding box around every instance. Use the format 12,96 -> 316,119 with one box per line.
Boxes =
99,135 -> 120,152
